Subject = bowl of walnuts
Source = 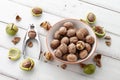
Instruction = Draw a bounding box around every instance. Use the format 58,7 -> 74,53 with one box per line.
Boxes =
46,19 -> 97,64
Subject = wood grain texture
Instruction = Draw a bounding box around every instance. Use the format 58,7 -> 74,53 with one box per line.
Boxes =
0,0 -> 120,80
10,0 -> 120,36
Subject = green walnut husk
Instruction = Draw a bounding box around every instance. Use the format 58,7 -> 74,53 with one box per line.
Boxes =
20,58 -> 34,71
31,7 -> 42,17
86,12 -> 96,24
93,26 -> 106,38
6,23 -> 18,36
83,64 -> 96,75
8,48 -> 21,61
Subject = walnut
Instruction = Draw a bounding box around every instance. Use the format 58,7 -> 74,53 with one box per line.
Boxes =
67,29 -> 76,37
68,43 -> 76,54
70,37 -> 78,44
85,43 -> 91,52
93,54 -> 102,67
54,31 -> 61,40
54,49 -> 63,58
59,43 -> 68,54
44,52 -> 54,61
12,37 -> 21,45
76,41 -> 85,50
63,22 -> 73,29
61,37 -> 69,45
16,15 -> 22,21
28,30 -> 36,39
59,27 -> 67,35
79,50 -> 88,59
67,54 -> 77,62
40,21 -> 52,30
27,41 -> 33,47
85,35 -> 94,44
50,39 -> 60,49
61,64 -> 67,69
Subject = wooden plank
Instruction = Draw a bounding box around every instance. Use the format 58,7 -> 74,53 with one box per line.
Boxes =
10,0 -> 120,36
0,74 -> 16,80
0,0 -> 119,60
78,0 -> 120,13
0,46 -> 120,80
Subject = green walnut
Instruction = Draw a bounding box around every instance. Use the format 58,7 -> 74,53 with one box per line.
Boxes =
20,58 -> 34,71
93,26 -> 105,38
6,23 -> 18,36
86,12 -> 96,24
31,7 -> 42,17
83,64 -> 96,75
8,48 -> 21,61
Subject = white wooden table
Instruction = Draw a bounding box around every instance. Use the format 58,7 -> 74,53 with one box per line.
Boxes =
0,0 -> 120,80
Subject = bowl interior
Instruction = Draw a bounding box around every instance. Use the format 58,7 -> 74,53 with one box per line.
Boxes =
47,19 -> 97,64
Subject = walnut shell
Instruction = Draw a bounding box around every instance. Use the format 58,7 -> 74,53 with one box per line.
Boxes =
54,49 -> 63,58
67,29 -> 76,37
63,22 -> 73,29
76,30 -> 84,40
67,54 -> 77,62
70,36 -> 78,44
59,43 -> 68,54
85,43 -> 91,52
85,35 -> 94,44
59,27 -> 67,35
50,39 -> 60,49
76,41 -> 85,50
68,43 -> 76,54
61,37 -> 69,45
28,30 -> 36,39
54,31 -> 61,40
79,28 -> 89,36
79,50 -> 88,59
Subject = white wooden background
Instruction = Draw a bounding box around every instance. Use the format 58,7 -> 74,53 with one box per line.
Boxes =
0,0 -> 120,80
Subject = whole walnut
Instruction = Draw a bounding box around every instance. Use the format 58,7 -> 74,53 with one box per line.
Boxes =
63,22 -> 73,29
59,27 -> 67,35
67,54 -> 77,62
54,31 -> 61,40
67,29 -> 76,37
54,49 -> 63,58
68,43 -> 76,54
79,50 -> 88,59
85,43 -> 91,52
85,35 -> 94,44
79,28 -> 89,36
59,43 -> 68,54
70,37 -> 78,44
76,29 -> 84,40
28,30 -> 36,39
50,39 -> 60,49
61,37 -> 69,45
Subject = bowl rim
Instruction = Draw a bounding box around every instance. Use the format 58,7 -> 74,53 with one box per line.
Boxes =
46,18 -> 97,64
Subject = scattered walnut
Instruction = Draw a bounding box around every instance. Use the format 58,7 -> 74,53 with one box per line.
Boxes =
105,41 -> 111,47
104,36 -> 111,40
80,63 -> 86,68
60,64 -> 67,69
16,15 -> 22,21
44,52 -> 54,61
12,37 -> 21,45
93,54 -> 102,67
40,21 -> 52,30
27,41 -> 33,47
